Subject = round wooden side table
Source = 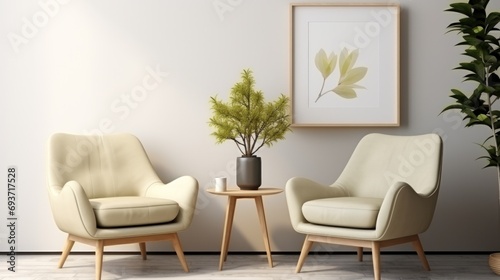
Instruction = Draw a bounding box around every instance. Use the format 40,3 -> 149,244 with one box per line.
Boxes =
206,187 -> 283,270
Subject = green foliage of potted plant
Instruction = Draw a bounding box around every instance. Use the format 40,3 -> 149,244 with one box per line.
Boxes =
444,0 -> 500,273
209,69 -> 291,190
444,0 -> 500,189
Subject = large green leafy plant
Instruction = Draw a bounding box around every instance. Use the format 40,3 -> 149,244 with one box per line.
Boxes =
209,69 -> 291,157
444,0 -> 500,184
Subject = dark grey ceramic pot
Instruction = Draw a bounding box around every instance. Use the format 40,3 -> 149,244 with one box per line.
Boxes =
236,156 -> 261,190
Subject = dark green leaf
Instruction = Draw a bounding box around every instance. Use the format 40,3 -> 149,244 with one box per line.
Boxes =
446,3 -> 473,17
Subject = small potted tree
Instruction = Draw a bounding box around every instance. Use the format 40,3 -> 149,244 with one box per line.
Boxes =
209,69 -> 291,190
444,0 -> 500,273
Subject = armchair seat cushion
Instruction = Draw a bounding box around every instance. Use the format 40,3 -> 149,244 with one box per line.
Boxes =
302,197 -> 383,229
90,196 -> 179,228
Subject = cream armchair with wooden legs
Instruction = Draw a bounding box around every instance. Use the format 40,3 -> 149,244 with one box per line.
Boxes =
286,133 -> 443,280
47,133 -> 199,280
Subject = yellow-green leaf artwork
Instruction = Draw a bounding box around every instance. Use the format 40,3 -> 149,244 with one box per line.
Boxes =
314,47 -> 368,102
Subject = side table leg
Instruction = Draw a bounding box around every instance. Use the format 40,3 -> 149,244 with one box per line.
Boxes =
219,196 -> 237,270
255,196 -> 273,267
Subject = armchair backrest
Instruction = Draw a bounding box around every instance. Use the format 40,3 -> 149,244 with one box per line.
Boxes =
334,133 -> 443,198
48,133 -> 161,198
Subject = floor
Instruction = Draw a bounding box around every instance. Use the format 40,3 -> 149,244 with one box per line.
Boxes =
0,253 -> 497,279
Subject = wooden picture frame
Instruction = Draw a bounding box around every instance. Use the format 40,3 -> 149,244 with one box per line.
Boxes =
290,3 -> 400,127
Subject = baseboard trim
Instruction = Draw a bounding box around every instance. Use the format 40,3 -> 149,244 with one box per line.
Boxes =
3,251 -> 497,255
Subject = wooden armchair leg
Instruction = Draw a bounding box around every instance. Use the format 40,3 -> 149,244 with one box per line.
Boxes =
58,236 -> 75,268
139,242 -> 147,260
171,233 -> 189,272
296,236 -> 313,273
357,247 -> 363,262
412,235 -> 431,271
371,242 -> 381,280
95,240 -> 104,280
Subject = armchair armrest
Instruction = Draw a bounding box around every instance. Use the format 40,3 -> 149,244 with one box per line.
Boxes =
144,175 -> 199,230
285,177 -> 347,230
375,181 -> 439,239
47,180 -> 97,238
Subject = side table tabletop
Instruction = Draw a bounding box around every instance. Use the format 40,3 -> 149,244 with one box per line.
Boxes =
206,187 -> 283,270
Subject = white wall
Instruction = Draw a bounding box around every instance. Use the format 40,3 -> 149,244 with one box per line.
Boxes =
1,0 -> 499,253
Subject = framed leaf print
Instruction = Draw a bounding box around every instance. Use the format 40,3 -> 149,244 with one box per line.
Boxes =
290,3 -> 400,126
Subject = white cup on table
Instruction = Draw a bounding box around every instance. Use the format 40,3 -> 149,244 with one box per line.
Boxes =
214,177 -> 227,192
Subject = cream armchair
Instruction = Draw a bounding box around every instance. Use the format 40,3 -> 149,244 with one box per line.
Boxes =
286,133 -> 443,280
47,133 -> 199,280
